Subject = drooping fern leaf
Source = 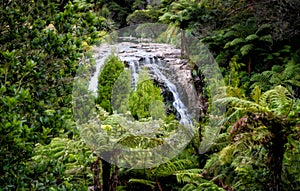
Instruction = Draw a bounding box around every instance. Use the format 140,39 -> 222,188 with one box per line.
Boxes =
128,178 -> 156,188
240,44 -> 253,56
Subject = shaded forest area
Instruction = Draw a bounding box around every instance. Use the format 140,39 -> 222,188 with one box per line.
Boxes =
1,0 -> 300,190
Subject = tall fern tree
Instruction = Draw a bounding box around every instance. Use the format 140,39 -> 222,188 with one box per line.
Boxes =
223,18 -> 273,74
216,85 -> 300,191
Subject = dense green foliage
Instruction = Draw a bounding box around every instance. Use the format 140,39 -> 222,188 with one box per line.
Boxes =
0,0 -> 107,189
129,69 -> 164,120
1,0 -> 299,190
96,55 -> 125,114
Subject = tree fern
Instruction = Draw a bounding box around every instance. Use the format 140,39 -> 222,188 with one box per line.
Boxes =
214,85 -> 299,190
250,61 -> 300,93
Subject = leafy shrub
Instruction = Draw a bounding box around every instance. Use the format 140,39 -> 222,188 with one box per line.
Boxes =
128,69 -> 164,120
96,55 -> 125,114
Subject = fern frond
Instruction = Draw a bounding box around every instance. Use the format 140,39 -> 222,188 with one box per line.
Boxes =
256,23 -> 271,35
223,30 -> 237,38
245,34 -> 258,41
199,125 -> 221,154
174,169 -> 203,184
251,86 -> 262,104
155,159 -> 194,177
259,85 -> 293,115
218,144 -> 235,165
240,44 -> 253,56
224,38 -> 245,48
128,178 -> 156,188
216,97 -> 267,113
259,34 -> 273,44
250,71 -> 274,91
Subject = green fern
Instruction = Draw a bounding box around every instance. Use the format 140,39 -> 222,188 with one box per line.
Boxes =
128,178 -> 156,188
174,169 -> 203,184
259,85 -> 293,116
245,34 -> 259,41
240,44 -> 253,56
155,159 -> 195,177
250,62 -> 300,93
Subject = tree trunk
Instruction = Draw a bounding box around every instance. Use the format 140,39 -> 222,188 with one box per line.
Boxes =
102,157 -> 111,191
263,117 -> 288,191
267,130 -> 286,191
247,56 -> 252,74
110,166 -> 119,191
91,157 -> 102,191
94,0 -> 96,12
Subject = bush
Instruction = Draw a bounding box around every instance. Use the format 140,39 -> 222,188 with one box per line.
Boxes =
129,69 -> 164,120
97,55 -> 125,114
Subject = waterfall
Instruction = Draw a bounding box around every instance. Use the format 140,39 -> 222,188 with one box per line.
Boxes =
88,45 -> 111,96
88,43 -> 195,132
128,61 -> 139,89
142,57 -> 193,128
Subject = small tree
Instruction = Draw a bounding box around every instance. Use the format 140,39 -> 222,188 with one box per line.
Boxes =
129,69 -> 164,120
97,55 -> 125,114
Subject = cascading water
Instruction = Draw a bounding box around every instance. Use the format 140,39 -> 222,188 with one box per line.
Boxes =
141,57 -> 193,128
128,61 -> 138,89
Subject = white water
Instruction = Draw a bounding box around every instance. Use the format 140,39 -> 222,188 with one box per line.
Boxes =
143,57 -> 193,128
88,46 -> 111,96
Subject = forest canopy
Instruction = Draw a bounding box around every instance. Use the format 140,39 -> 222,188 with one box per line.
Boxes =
0,0 -> 299,190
